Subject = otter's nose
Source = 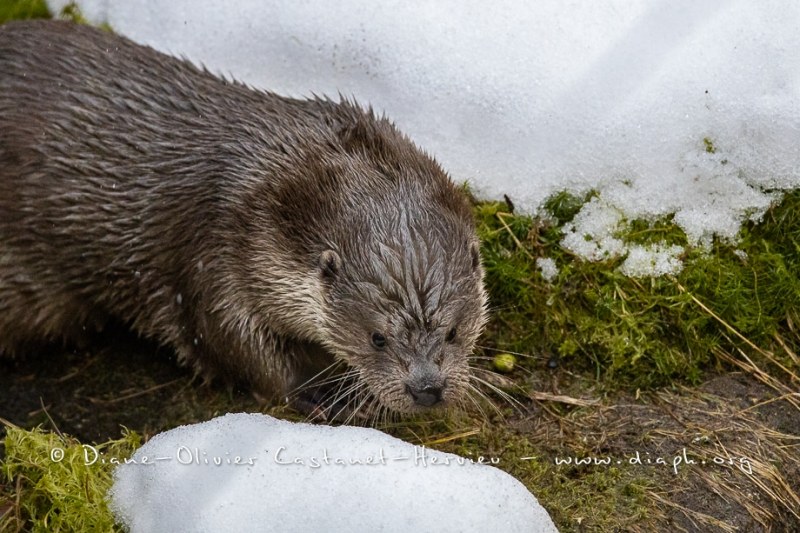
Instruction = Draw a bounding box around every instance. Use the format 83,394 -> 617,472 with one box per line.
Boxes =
406,384 -> 443,407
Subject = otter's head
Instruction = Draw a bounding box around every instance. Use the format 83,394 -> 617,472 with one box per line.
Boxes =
258,100 -> 489,414
315,176 -> 489,414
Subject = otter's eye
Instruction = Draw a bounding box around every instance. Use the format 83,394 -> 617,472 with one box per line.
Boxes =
371,332 -> 387,349
445,327 -> 457,343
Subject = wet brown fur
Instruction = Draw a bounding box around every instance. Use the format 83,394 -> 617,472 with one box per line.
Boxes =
0,21 -> 488,414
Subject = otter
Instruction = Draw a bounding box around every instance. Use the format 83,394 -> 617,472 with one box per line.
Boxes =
0,20 -> 488,418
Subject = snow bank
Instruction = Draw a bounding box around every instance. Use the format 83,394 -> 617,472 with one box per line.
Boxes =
109,413 -> 558,532
47,1 -> 800,274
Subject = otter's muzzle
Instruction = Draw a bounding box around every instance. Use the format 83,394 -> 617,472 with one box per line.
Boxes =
405,383 -> 443,407
405,361 -> 446,407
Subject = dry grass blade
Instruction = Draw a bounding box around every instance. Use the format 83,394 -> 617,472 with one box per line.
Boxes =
86,378 -> 182,405
529,391 -> 601,407
495,211 -> 537,261
647,490 -> 738,533
713,345 -> 800,410
422,428 -> 482,446
656,384 -> 800,526
737,392 -> 800,414
773,332 -> 800,369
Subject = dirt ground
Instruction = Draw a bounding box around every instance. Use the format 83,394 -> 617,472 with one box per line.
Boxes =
0,327 -> 265,444
1,329 -> 798,532
574,374 -> 800,532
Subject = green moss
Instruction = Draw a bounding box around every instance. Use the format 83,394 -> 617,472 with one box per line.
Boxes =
0,0 -> 50,24
476,187 -> 800,390
57,1 -> 103,27
0,1 -> 111,29
1,425 -> 139,532
58,2 -> 88,24
618,215 -> 689,247
542,190 -> 592,224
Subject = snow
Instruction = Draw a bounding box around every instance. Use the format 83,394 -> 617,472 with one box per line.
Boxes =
536,257 -> 559,282
109,413 -> 558,533
561,198 -> 626,262
44,0 -> 800,276
619,244 -> 684,278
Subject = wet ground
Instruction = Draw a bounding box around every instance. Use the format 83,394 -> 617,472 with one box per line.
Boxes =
1,329 -> 798,532
0,327 -> 265,444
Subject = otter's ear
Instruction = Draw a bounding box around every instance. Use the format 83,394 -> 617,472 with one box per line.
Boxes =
470,243 -> 481,272
319,250 -> 341,281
